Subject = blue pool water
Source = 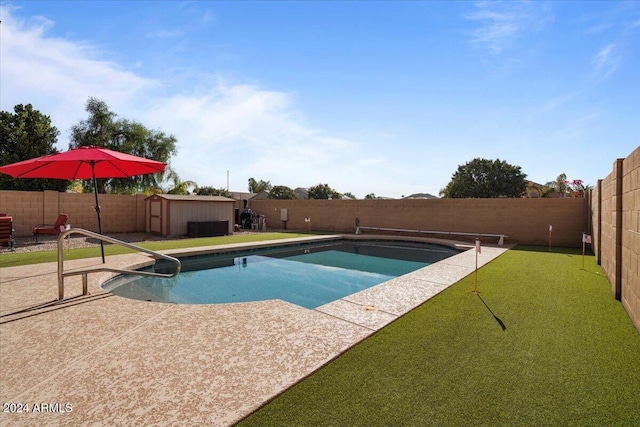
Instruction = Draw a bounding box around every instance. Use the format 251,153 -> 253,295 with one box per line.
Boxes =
103,240 -> 460,309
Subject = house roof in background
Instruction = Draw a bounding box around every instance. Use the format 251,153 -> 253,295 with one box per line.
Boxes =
403,193 -> 439,199
147,194 -> 236,202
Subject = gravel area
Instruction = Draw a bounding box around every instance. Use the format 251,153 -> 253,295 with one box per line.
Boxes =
3,231 -> 262,254
4,233 -> 191,254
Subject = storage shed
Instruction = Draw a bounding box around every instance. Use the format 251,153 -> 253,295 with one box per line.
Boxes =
145,194 -> 236,237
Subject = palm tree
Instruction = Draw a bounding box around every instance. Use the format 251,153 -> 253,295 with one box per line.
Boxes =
248,178 -> 272,193
545,173 -> 571,198
163,172 -> 198,195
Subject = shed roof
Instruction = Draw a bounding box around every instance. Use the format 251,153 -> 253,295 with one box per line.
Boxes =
146,194 -> 236,202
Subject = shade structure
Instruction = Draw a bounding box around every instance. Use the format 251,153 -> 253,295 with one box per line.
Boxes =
0,146 -> 166,262
0,146 -> 166,179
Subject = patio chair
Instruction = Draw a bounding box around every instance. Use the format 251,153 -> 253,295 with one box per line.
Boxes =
0,215 -> 16,251
33,213 -> 68,243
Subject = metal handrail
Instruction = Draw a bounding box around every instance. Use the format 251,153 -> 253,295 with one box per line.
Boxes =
57,228 -> 181,300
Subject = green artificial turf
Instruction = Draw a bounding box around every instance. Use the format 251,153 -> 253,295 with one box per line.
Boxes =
0,232 -> 313,268
237,246 -> 640,426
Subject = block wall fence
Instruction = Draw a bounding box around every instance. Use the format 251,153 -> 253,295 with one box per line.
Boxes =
248,198 -> 588,247
0,146 -> 638,331
591,146 -> 639,332
0,192 -> 147,235
1,190 -> 588,245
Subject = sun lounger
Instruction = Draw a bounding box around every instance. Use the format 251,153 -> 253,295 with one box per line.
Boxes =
0,215 -> 16,251
33,213 -> 68,243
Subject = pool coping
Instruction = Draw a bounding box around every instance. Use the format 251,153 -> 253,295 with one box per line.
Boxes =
0,235 -> 510,426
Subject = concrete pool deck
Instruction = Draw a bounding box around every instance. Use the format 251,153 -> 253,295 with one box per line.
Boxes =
0,236 -> 510,426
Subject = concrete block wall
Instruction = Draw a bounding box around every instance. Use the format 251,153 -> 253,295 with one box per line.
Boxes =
2,189 -> 588,246
249,198 -> 587,247
592,146 -> 640,333
59,192 -> 100,232
0,191 -> 45,235
0,191 -> 146,236
621,148 -> 639,332
597,163 -> 620,296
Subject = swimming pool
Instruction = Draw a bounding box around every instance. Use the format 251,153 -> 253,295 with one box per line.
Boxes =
103,239 -> 461,309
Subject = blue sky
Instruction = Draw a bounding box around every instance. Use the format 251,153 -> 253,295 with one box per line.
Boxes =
1,1 -> 638,198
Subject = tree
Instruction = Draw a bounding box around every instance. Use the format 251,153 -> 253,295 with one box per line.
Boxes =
69,97 -> 177,194
0,104 -> 69,191
196,186 -> 231,197
248,178 -> 272,193
568,179 -> 592,198
543,173 -> 592,198
440,158 -> 527,198
544,173 -> 570,198
365,193 -> 378,200
268,185 -> 297,199
163,172 -> 198,195
308,183 -> 340,199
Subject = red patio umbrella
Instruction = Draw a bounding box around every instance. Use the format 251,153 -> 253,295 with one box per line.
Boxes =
0,146 -> 166,262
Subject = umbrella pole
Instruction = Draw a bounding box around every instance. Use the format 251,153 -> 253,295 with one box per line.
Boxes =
91,163 -> 106,263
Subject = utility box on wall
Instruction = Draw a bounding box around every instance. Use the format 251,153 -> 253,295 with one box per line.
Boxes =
145,194 -> 236,236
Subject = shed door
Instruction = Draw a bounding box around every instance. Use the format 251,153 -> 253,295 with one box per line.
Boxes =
149,198 -> 163,234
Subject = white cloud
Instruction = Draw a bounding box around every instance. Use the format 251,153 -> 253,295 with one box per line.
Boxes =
139,81 -> 364,190
0,6 -> 158,140
146,29 -> 184,39
0,6 -> 373,194
466,1 -> 552,54
592,43 -> 619,79
358,157 -> 386,167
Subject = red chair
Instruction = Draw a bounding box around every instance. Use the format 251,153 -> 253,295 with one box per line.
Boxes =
0,216 -> 15,251
33,213 -> 68,243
